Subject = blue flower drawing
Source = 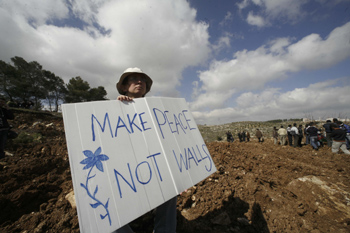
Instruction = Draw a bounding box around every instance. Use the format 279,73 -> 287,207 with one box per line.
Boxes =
80,147 -> 111,225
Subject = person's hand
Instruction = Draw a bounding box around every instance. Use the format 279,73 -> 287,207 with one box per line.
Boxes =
117,95 -> 134,101
180,189 -> 188,195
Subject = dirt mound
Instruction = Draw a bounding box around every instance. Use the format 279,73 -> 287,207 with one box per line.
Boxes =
1,111 -> 350,232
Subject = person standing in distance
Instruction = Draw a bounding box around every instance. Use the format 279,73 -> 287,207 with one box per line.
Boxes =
0,96 -> 14,159
114,67 -> 177,233
277,126 -> 287,146
272,127 -> 278,145
255,129 -> 263,142
330,122 -> 350,155
290,123 -> 299,148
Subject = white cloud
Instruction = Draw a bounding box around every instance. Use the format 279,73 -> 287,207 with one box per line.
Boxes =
190,22 -> 350,111
236,88 -> 280,107
237,0 -> 251,10
190,90 -> 235,112
238,0 -> 315,26
212,33 -> 232,53
287,24 -> 350,69
1,0 -> 349,126
0,0 -> 68,26
268,37 -> 292,54
219,11 -> 233,27
67,0 -> 107,25
246,11 -> 267,27
240,0 -> 350,27
262,0 -> 308,21
0,0 -> 211,100
192,78 -> 350,125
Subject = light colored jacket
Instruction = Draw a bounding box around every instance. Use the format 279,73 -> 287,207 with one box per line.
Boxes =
278,128 -> 287,136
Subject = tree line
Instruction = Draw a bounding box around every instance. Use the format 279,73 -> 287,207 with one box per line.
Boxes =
0,56 -> 107,112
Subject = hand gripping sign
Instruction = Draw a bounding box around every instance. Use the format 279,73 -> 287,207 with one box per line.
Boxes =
62,97 -> 216,233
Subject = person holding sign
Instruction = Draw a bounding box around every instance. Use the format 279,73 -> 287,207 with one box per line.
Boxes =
114,67 -> 177,233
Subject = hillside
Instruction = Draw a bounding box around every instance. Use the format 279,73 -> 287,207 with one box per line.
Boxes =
0,110 -> 349,232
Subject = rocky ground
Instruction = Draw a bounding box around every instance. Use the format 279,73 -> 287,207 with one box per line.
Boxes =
1,110 -> 350,233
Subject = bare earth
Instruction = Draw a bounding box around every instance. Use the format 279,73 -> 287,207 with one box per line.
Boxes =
1,111 -> 350,233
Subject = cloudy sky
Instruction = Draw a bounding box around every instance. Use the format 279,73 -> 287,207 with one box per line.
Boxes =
0,0 -> 349,125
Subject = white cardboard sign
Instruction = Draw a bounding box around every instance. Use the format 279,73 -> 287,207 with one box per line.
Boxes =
62,97 -> 216,233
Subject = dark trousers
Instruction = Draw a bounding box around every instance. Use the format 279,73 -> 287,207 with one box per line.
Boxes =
325,132 -> 332,147
305,135 -> 310,145
293,135 -> 299,147
346,134 -> 350,149
114,197 -> 177,233
288,134 -> 293,146
298,136 -> 303,147
310,136 -> 318,149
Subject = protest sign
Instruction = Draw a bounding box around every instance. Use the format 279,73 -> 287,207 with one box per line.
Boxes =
62,97 -> 216,232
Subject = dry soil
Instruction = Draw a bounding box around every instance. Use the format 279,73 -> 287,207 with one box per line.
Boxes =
1,110 -> 350,233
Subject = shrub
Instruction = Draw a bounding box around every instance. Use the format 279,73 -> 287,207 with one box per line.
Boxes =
13,132 -> 43,144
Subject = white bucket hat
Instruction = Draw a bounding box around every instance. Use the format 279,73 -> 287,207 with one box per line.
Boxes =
116,67 -> 153,95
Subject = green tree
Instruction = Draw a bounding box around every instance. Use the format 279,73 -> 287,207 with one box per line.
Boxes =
88,86 -> 107,101
10,57 -> 34,102
43,70 -> 67,112
65,77 -> 108,103
10,56 -> 46,109
65,76 -> 90,103
0,60 -> 17,101
27,61 -> 46,109
1,57 -> 108,108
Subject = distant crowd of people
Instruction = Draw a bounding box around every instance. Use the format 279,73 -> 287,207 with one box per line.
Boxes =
225,129 -> 263,143
237,131 -> 251,142
225,118 -> 350,155
273,118 -> 350,155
